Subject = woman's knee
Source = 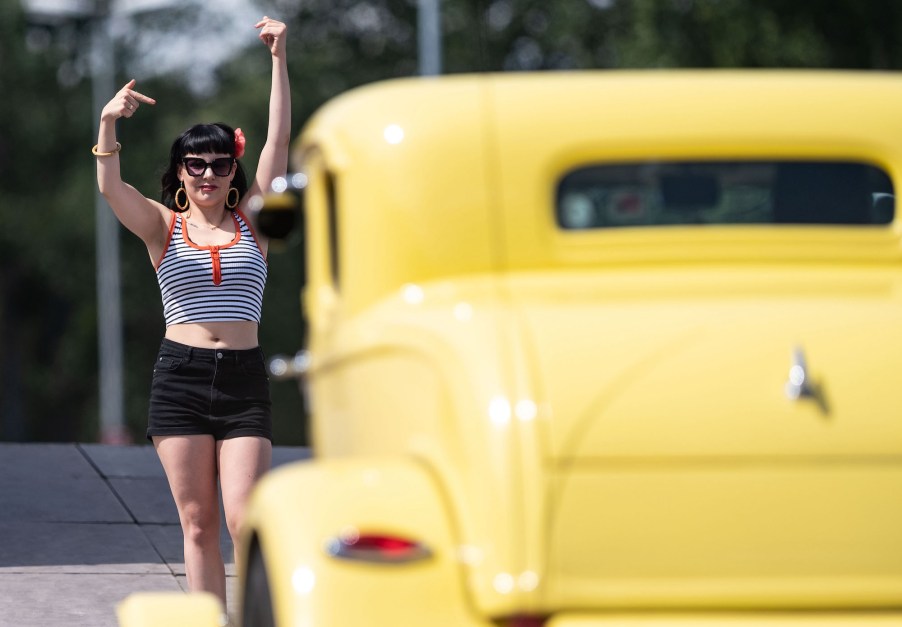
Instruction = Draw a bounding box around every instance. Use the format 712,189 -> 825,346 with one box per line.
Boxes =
179,502 -> 221,545
223,505 -> 245,542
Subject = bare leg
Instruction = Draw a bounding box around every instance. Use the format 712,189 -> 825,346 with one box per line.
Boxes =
153,435 -> 225,602
218,436 -> 272,560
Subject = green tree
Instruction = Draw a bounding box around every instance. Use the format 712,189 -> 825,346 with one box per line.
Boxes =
0,1 -> 97,441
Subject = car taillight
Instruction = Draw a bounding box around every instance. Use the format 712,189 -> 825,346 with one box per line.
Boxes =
325,531 -> 432,564
498,616 -> 547,627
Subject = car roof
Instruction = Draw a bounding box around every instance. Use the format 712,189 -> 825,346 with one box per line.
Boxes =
295,71 -> 902,310
299,70 -> 902,165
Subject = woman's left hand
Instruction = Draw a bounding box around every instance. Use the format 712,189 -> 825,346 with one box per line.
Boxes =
256,16 -> 287,58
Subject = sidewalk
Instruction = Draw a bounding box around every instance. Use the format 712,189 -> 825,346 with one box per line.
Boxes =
0,442 -> 309,627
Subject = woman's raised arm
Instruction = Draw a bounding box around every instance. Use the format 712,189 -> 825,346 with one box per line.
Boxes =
95,80 -> 170,248
245,17 -> 292,213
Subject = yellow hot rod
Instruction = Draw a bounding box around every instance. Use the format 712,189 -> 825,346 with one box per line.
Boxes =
120,71 -> 902,626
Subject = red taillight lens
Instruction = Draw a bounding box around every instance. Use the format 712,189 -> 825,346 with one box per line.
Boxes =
500,616 -> 547,627
353,534 -> 415,553
326,531 -> 432,564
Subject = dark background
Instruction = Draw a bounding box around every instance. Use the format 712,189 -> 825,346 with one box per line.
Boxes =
2,0 -> 901,444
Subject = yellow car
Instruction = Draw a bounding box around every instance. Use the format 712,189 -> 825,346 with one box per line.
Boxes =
120,71 -> 902,626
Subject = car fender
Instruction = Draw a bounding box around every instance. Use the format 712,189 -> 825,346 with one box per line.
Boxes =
240,456 -> 489,626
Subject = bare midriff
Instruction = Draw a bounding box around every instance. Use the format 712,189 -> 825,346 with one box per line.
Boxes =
164,321 -> 260,349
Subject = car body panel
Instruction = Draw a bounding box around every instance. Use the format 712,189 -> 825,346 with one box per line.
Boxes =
286,71 -> 902,620
509,266 -> 902,607
510,266 -> 902,459
290,276 -> 544,615
296,78 -> 497,321
239,457 -> 489,626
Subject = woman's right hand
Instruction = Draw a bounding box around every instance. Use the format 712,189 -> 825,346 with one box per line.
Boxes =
101,79 -> 156,121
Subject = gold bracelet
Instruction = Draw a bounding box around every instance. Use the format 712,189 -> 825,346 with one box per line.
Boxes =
92,142 -> 122,157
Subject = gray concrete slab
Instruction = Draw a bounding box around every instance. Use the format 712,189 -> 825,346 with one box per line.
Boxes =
0,443 -> 309,627
109,476 -> 179,524
0,477 -> 132,523
173,575 -> 239,618
139,523 -> 186,569
273,446 -> 311,468
0,573 -> 183,627
79,443 -> 166,478
0,443 -> 132,523
141,523 -> 235,576
0,522 -> 168,573
0,443 -> 97,480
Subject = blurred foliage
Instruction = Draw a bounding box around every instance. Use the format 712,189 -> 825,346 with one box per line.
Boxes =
2,0 -> 902,443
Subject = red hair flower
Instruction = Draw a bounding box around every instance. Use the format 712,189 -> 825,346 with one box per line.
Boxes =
234,127 -> 246,159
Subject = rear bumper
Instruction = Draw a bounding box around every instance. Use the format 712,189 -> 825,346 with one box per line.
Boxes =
547,612 -> 902,626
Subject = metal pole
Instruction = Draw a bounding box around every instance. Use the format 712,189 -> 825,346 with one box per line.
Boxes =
91,3 -> 127,444
418,0 -> 442,76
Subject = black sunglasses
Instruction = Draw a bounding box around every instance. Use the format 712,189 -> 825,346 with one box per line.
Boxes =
182,157 -> 234,177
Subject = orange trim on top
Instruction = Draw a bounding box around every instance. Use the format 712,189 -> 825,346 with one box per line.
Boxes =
180,213 -> 242,287
180,213 -> 242,251
236,209 -> 268,262
210,248 -> 222,285
154,211 -> 179,270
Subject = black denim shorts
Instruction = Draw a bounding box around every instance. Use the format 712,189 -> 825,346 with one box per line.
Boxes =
147,338 -> 273,442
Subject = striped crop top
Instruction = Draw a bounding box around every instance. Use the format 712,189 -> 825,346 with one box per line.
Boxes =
155,210 -> 267,326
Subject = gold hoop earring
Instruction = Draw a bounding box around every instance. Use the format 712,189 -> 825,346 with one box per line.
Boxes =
174,182 -> 189,211
226,187 -> 240,209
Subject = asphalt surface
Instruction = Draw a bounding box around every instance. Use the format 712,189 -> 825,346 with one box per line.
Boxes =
0,442 -> 310,626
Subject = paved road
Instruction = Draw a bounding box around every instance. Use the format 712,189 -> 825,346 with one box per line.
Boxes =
0,443 -> 309,626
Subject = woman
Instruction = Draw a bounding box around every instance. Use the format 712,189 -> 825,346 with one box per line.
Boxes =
93,17 -> 290,603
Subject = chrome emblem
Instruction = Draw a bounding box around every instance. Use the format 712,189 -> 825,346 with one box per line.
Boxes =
784,347 -> 812,400
784,346 -> 830,415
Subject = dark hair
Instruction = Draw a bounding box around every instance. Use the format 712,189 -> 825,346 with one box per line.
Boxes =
160,122 -> 248,212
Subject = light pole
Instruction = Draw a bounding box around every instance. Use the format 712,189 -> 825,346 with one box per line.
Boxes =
24,0 -> 126,443
418,0 -> 442,76
90,1 -> 127,444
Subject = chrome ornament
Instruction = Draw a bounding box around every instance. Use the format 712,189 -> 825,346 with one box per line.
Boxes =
784,346 -> 813,400
784,346 -> 830,416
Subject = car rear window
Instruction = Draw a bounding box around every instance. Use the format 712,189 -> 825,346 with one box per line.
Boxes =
556,161 -> 894,229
